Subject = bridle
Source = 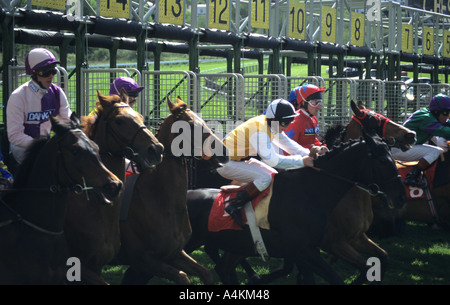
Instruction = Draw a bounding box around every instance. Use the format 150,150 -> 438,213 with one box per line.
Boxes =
311,140 -> 401,201
98,104 -> 148,161
0,129 -> 102,235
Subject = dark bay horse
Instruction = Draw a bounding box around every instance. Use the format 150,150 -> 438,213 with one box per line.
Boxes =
385,147 -> 450,228
0,115 -> 122,284
118,97 -> 229,284
64,91 -> 164,284
189,101 -> 413,284
186,131 -> 406,284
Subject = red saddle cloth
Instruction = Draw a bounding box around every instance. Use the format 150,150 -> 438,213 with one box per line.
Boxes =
397,162 -> 437,199
208,184 -> 271,232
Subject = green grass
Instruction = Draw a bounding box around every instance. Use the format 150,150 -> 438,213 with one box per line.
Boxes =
102,221 -> 450,285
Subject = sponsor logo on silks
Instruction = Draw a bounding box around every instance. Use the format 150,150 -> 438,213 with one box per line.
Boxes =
27,109 -> 55,122
304,127 -> 319,136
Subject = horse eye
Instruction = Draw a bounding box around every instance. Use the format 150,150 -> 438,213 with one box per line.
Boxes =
71,148 -> 80,155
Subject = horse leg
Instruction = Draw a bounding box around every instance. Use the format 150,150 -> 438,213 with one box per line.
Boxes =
121,266 -> 154,285
239,258 -> 262,284
80,266 -> 109,285
298,246 -> 344,285
351,233 -> 388,284
123,254 -> 191,285
220,252 -> 243,285
257,258 -> 295,284
171,250 -> 215,285
326,240 -> 368,285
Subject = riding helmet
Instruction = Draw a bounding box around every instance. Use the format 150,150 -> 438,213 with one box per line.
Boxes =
429,94 -> 450,113
288,84 -> 326,107
110,77 -> 144,96
265,99 -> 299,121
25,48 -> 60,75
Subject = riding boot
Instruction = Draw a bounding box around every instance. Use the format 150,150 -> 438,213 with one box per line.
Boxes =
225,182 -> 261,228
403,158 -> 430,188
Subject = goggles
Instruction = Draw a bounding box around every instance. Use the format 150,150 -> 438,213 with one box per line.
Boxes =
37,67 -> 57,77
307,99 -> 323,107
128,91 -> 139,98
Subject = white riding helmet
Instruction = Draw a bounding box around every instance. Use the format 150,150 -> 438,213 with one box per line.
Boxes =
265,99 -> 299,121
25,48 -> 60,75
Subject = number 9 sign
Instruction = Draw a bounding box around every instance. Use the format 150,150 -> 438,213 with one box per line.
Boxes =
321,6 -> 336,44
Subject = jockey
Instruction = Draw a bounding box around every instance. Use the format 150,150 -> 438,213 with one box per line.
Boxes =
89,76 -> 144,117
391,93 -> 450,188
109,77 -> 144,108
284,84 -> 328,155
217,99 -> 314,227
6,48 -> 72,164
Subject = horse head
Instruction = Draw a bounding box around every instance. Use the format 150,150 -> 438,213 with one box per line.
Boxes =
161,97 -> 229,168
360,130 -> 407,209
348,100 -> 416,151
85,90 -> 164,172
50,114 -> 123,205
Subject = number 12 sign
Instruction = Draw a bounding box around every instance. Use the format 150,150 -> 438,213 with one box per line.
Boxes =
208,0 -> 230,31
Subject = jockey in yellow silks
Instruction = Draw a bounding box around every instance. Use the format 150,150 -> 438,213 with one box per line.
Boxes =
217,99 -> 315,226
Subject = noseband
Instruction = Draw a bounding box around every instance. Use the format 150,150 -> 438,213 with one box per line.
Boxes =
101,104 -> 148,161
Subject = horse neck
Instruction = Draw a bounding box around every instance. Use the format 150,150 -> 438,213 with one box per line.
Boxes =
89,119 -> 126,179
153,120 -> 189,197
5,150 -> 68,233
310,142 -> 370,211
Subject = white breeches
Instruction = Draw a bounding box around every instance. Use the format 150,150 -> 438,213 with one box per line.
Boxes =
391,144 -> 443,164
216,158 -> 278,191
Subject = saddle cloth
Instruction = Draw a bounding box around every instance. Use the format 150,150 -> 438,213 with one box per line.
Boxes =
208,182 -> 274,232
396,161 -> 437,199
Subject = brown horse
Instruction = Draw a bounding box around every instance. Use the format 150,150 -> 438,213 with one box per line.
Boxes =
203,101 -> 415,284
375,147 -> 449,229
118,97 -> 229,285
0,115 -> 122,284
63,91 -> 164,284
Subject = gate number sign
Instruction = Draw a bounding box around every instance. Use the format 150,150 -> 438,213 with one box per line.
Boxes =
100,0 -> 129,19
159,0 -> 184,25
288,1 -> 305,40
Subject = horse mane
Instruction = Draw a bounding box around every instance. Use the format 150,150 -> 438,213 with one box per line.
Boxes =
154,98 -> 188,138
82,93 -> 123,138
314,137 -> 362,165
11,136 -> 49,189
323,123 -> 349,149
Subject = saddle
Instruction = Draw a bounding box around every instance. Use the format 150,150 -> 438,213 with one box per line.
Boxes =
396,161 -> 438,199
208,180 -> 274,232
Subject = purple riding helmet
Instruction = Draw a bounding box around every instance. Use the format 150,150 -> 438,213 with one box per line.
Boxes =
109,77 -> 144,97
429,94 -> 450,113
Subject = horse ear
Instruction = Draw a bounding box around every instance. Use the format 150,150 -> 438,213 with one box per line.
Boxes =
167,97 -> 177,113
50,116 -> 66,136
351,100 -> 364,118
70,112 -> 81,128
362,128 -> 378,147
119,88 -> 129,105
357,101 -> 366,109
97,90 -> 110,109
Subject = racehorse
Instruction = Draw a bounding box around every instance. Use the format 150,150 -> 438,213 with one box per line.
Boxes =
118,97 -> 229,285
0,115 -> 122,284
387,147 -> 450,228
189,101 -> 413,284
185,131 -> 406,284
63,90 -> 164,284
